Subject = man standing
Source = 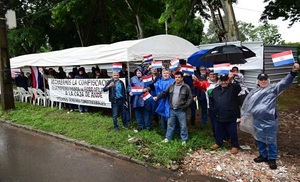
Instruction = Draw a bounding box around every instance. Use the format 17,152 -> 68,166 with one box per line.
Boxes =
241,63 -> 299,169
153,71 -> 192,145
210,73 -> 241,154
103,71 -> 128,131
193,66 -> 208,127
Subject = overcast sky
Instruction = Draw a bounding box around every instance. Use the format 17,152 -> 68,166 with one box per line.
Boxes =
232,0 -> 300,42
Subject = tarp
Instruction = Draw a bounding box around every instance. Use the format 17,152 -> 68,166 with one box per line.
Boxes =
10,35 -> 198,68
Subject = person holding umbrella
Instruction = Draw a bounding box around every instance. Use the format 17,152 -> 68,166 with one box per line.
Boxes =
240,63 -> 300,169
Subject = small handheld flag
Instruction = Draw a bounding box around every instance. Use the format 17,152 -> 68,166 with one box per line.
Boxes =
213,63 -> 230,74
141,91 -> 152,101
169,58 -> 180,71
271,50 -> 295,67
142,75 -> 152,84
131,86 -> 144,95
143,54 -> 153,63
180,65 -> 194,75
151,60 -> 162,69
112,63 -> 122,71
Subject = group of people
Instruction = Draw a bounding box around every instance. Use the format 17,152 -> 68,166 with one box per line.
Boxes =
16,61 -> 299,170
103,61 -> 299,170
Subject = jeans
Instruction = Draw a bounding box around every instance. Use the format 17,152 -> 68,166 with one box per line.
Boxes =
161,116 -> 168,133
209,109 -> 216,139
256,140 -> 277,160
78,105 -> 88,113
166,109 -> 188,141
199,99 -> 208,125
214,120 -> 239,148
112,99 -> 127,129
190,101 -> 196,125
134,107 -> 151,129
191,99 -> 208,125
69,104 -> 76,110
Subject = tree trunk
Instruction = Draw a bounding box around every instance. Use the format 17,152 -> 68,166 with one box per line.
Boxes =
220,0 -> 239,41
124,0 -> 144,39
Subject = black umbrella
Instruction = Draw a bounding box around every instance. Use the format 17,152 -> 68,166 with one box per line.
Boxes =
200,44 -> 256,64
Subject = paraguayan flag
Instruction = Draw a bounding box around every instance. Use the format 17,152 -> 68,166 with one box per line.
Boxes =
271,50 -> 295,67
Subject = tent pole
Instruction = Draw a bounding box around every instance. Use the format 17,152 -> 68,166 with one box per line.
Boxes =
126,62 -> 132,123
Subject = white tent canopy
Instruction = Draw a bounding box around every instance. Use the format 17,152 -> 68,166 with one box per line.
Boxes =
10,35 -> 198,68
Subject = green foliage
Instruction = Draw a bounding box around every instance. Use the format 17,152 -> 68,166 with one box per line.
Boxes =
0,102 -> 215,166
203,19 -> 283,44
159,0 -> 205,44
7,27 -> 49,57
261,0 -> 300,27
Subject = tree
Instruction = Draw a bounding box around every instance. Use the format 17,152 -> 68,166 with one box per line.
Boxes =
250,24 -> 282,45
159,0 -> 206,44
7,0 -> 59,56
203,20 -> 283,45
261,0 -> 300,27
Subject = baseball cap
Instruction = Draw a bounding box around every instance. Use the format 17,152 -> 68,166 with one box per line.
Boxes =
257,73 -> 269,80
219,74 -> 229,81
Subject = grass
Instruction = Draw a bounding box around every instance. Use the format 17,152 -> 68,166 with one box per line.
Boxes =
0,102 -> 215,166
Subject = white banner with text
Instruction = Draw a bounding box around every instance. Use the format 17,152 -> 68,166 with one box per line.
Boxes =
48,78 -> 125,108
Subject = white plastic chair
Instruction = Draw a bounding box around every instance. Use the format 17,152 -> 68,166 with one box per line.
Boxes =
13,89 -> 20,101
37,89 -> 47,106
19,87 -> 32,103
46,89 -> 62,109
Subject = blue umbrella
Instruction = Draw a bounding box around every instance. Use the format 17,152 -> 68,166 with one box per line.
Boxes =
187,49 -> 213,67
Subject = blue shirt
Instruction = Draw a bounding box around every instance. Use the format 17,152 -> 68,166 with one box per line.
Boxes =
115,81 -> 123,99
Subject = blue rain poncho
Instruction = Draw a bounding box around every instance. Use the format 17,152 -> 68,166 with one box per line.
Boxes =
240,72 -> 296,144
154,77 -> 175,118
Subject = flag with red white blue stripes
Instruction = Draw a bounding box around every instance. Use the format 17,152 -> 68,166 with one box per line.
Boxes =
180,64 -> 194,75
151,60 -> 162,69
143,54 -> 153,63
30,66 -> 41,89
213,63 -> 231,74
141,91 -> 152,101
131,86 -> 144,95
142,75 -> 152,84
169,58 -> 179,71
112,63 -> 122,71
271,50 -> 295,67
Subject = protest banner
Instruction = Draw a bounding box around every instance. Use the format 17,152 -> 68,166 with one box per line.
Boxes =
48,78 -> 125,108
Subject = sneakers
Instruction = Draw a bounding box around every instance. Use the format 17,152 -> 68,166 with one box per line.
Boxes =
210,144 -> 220,150
181,141 -> 186,146
254,155 -> 268,163
268,159 -> 277,169
231,147 -> 238,154
162,138 -> 169,143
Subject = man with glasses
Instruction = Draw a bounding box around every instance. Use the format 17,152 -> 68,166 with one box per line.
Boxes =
241,63 -> 299,169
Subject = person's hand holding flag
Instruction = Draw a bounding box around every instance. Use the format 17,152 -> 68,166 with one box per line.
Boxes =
292,63 -> 299,72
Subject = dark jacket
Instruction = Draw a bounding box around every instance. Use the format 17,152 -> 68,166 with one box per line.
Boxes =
103,79 -> 127,103
156,82 -> 193,110
211,83 -> 241,122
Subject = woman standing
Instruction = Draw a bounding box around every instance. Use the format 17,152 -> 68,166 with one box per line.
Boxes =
128,66 -> 151,131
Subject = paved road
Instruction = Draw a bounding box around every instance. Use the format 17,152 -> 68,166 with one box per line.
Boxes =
0,123 -> 224,182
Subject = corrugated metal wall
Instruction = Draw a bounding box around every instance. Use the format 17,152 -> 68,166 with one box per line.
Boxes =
244,45 -> 298,89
